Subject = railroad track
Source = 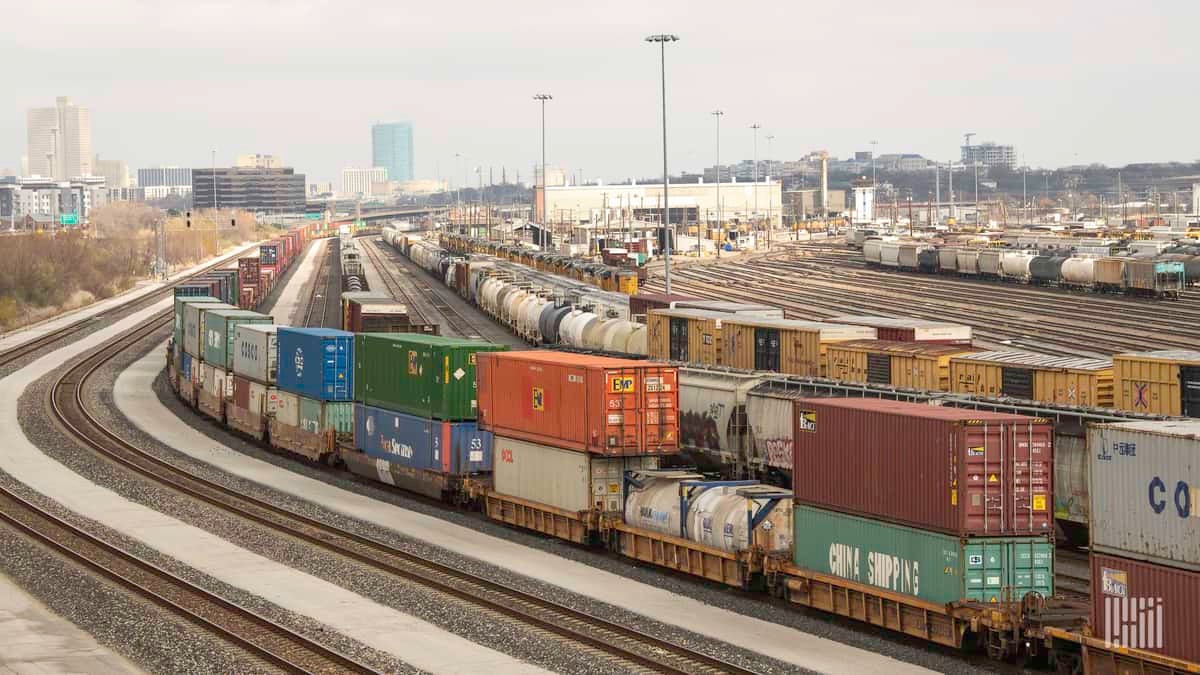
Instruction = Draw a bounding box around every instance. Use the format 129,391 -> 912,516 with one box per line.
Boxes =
52,306 -> 753,673
362,238 -> 489,339
41,311 -> 372,673
303,241 -> 333,328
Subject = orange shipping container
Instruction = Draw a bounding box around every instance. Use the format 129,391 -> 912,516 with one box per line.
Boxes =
476,351 -> 679,455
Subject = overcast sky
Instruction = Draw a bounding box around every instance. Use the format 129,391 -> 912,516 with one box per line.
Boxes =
3,0 -> 1198,185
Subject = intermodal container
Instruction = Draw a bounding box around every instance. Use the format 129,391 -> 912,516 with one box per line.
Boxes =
183,302 -> 236,358
826,339 -> 977,391
297,395 -> 354,436
1089,420 -> 1200,570
238,257 -> 261,290
722,316 -> 868,377
174,296 -> 221,352
273,389 -> 300,427
232,324 -> 278,385
276,327 -> 354,402
355,403 -> 493,475
1113,350 -> 1200,417
1090,551 -> 1200,663
492,435 -> 660,513
201,309 -> 273,370
340,292 -> 389,332
646,309 -> 725,365
354,333 -> 508,420
260,242 -> 279,269
950,350 -> 1114,408
827,315 -> 973,345
793,504 -> 1054,605
477,351 -> 679,455
792,398 -> 1054,537
174,283 -> 217,299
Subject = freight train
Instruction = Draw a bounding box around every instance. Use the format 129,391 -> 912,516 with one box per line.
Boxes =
861,239 -> 1196,298
164,287 -> 1200,672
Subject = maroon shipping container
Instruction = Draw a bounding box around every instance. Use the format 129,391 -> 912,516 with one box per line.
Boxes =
791,398 -> 1053,537
1090,552 -> 1200,663
238,257 -> 261,288
827,315 -> 972,345
232,374 -> 251,409
628,293 -> 699,322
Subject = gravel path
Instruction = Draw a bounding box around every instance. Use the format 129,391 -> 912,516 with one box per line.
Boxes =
141,345 -> 1017,673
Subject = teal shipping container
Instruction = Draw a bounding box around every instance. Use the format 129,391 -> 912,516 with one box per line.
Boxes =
174,295 -> 221,352
202,309 -> 273,369
792,504 -> 1053,605
354,333 -> 508,420
298,396 -> 354,435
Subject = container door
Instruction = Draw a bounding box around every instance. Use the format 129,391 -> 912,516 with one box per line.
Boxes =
866,353 -> 891,385
669,318 -> 689,361
324,339 -> 351,399
1001,367 -> 1033,399
754,328 -> 780,371
1181,366 -> 1200,418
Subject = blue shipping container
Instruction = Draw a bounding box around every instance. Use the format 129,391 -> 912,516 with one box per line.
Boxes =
276,327 -> 355,401
355,403 -> 492,474
180,352 -> 193,382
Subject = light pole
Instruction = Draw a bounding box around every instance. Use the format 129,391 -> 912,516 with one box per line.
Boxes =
750,123 -> 761,248
711,109 -> 723,258
533,93 -> 552,250
645,33 -> 678,293
766,134 -> 774,249
870,139 -> 878,187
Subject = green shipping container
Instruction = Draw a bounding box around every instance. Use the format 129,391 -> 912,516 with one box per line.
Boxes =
174,296 -> 221,353
298,396 -> 354,435
202,309 -> 273,369
354,333 -> 508,420
792,505 -> 1053,605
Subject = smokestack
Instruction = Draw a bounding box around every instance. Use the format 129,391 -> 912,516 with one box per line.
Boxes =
820,156 -> 829,216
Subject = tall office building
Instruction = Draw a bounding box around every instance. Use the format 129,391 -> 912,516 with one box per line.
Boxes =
137,166 -> 192,188
94,156 -> 130,188
371,122 -> 414,182
27,97 -> 92,179
960,142 -> 1017,170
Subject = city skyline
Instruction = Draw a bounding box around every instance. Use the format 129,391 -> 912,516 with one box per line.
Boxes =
2,1 -> 1199,186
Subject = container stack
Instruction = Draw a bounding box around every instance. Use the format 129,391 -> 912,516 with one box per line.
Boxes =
789,398 -> 1055,605
477,351 -> 679,517
172,296 -> 226,401
270,327 -> 355,462
228,324 -> 279,440
349,334 -> 505,495
197,308 -> 274,421
1087,419 -> 1200,663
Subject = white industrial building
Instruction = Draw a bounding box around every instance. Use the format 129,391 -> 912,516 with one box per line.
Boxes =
341,167 -> 388,198
538,178 -> 783,228
960,142 -> 1016,170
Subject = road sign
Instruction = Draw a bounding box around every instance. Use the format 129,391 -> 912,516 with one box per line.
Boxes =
304,213 -> 322,220
59,213 -> 79,226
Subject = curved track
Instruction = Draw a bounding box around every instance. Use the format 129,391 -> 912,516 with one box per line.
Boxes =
53,309 -> 752,672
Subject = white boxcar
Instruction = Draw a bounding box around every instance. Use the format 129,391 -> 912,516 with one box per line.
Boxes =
1089,420 -> 1200,571
492,435 -> 659,513
233,324 -> 279,385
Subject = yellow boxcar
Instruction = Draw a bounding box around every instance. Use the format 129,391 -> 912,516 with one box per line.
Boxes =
949,351 -> 1114,408
646,309 -> 726,365
1113,349 -> 1200,416
826,340 -> 978,391
719,317 -> 846,377
618,271 -> 639,295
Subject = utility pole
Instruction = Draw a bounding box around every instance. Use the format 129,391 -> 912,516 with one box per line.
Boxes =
766,134 -> 774,250
1022,164 -> 1028,226
949,161 -> 955,220
646,33 -> 678,293
712,109 -> 724,259
751,123 -> 761,249
934,162 -> 940,224
870,139 -> 878,188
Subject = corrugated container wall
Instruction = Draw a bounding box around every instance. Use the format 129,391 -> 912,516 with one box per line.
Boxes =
355,404 -> 493,475
792,398 -> 1054,537
950,351 -> 1114,408
491,435 -> 660,513
297,396 -> 354,435
182,302 -> 235,358
174,296 -> 221,351
233,324 -> 278,385
476,351 -> 679,455
1088,421 -> 1200,570
793,505 -> 1054,605
825,340 -> 976,391
276,327 -> 355,402
746,385 -> 805,471
1113,350 -> 1200,417
355,333 -> 507,420
202,309 -> 273,370
646,309 -> 723,365
721,317 -> 823,376
1090,552 -> 1200,663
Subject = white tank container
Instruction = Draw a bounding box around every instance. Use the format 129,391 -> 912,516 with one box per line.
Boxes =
623,324 -> 648,356
1001,252 -> 1036,279
502,289 -> 528,326
567,313 -> 599,348
1060,257 -> 1095,286
602,321 -> 639,354
624,474 -> 794,553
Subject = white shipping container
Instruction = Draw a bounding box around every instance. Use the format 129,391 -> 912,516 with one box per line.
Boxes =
249,380 -> 270,415
233,324 -> 279,384
746,386 -> 801,471
183,302 -> 234,358
1089,420 -> 1200,571
201,363 -> 232,399
273,390 -> 300,427
492,436 -> 659,513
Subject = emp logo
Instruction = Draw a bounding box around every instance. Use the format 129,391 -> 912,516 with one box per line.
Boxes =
609,376 -> 636,393
1101,594 -> 1164,651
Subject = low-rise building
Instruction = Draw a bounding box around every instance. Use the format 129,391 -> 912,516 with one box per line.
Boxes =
0,175 -> 107,227
192,167 -> 306,213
